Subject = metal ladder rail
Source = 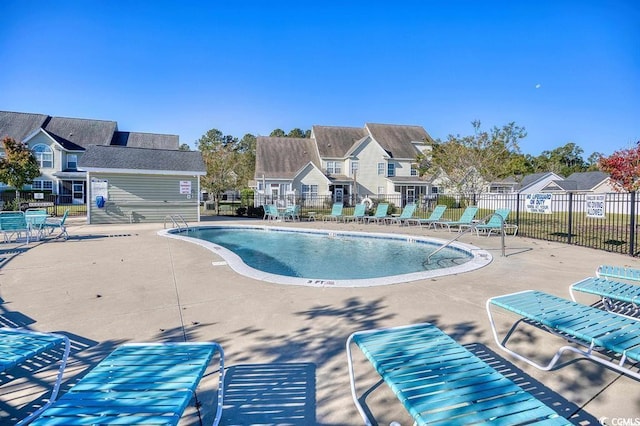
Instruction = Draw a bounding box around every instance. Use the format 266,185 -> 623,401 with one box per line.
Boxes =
164,214 -> 190,232
425,212 -> 506,263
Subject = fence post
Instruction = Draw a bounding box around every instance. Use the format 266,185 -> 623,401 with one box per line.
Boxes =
630,191 -> 636,256
567,192 -> 573,245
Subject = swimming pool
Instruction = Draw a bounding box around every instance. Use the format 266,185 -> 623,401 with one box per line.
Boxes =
159,225 -> 492,287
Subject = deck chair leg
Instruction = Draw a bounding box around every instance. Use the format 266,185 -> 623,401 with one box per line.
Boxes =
346,334 -> 374,426
16,333 -> 71,426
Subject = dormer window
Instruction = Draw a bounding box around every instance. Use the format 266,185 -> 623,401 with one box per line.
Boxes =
325,161 -> 341,174
33,144 -> 53,168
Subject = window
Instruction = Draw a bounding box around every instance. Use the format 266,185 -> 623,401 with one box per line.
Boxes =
351,161 -> 359,177
387,163 -> 395,177
32,180 -> 53,191
431,186 -> 439,194
411,166 -> 418,176
377,163 -> 385,176
67,154 -> 78,170
33,144 -> 53,168
302,184 -> 318,197
325,161 -> 342,174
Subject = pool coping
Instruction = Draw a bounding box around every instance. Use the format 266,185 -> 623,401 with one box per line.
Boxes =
158,224 -> 493,287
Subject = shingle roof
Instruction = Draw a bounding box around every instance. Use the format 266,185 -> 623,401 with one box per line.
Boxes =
255,137 -> 320,179
1,111 -> 179,152
564,171 -> 609,190
111,131 -> 179,150
312,126 -> 368,158
43,116 -> 117,149
517,172 -> 559,190
0,111 -> 49,142
79,145 -> 205,173
365,123 -> 432,158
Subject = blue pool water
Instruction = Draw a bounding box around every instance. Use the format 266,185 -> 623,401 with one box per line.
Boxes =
162,226 -> 491,286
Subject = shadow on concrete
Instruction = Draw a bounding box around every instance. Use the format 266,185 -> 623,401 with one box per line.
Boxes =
221,363 -> 316,425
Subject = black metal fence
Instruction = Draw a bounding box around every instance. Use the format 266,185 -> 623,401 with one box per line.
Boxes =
225,192 -> 640,257
0,192 -> 87,217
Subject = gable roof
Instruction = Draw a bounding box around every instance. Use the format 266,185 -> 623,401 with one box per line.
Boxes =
111,131 -> 179,150
0,110 -> 179,151
517,172 -> 563,191
79,145 -> 205,174
312,125 -> 367,158
43,116 -> 117,149
255,137 -> 320,179
365,123 -> 432,159
563,171 -> 610,191
0,111 -> 49,142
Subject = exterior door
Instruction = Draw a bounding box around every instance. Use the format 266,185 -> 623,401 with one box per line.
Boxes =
406,187 -> 415,204
334,188 -> 344,204
72,181 -> 85,204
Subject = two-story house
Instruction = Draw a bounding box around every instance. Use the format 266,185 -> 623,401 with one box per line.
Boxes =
254,123 -> 434,206
0,111 -> 178,204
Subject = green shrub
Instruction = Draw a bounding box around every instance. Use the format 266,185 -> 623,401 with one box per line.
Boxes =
437,195 -> 458,208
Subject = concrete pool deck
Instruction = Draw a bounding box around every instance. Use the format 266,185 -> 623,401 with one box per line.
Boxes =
1,216 -> 639,425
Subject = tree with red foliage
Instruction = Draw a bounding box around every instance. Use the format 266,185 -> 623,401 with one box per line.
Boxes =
599,141 -> 640,192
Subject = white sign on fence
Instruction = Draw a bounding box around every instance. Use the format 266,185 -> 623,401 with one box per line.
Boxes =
586,194 -> 606,219
525,193 -> 553,214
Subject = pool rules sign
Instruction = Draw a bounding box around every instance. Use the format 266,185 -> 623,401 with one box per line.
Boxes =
586,194 -> 606,219
180,181 -> 192,198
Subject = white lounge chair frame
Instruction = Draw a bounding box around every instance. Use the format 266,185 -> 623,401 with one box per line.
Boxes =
0,328 -> 71,425
487,290 -> 640,380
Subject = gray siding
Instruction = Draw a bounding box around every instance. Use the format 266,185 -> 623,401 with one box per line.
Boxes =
88,173 -> 199,224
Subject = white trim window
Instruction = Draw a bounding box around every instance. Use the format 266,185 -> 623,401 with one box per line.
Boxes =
67,154 -> 78,170
325,161 -> 342,174
33,144 -> 53,168
32,180 -> 53,191
377,163 -> 385,176
301,184 -> 318,198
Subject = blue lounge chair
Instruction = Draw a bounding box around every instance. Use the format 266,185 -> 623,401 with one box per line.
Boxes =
347,323 -> 570,426
487,290 -> 640,380
570,276 -> 640,317
342,203 -> 366,223
384,203 -> 416,226
282,205 -> 300,221
405,205 -> 447,228
30,341 -> 225,426
470,208 -> 517,236
43,209 -> 69,240
0,328 -> 70,425
436,206 -> 478,232
363,203 -> 389,224
323,203 -> 344,222
263,204 -> 279,221
597,264 -> 640,282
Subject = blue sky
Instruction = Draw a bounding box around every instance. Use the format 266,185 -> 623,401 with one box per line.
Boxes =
1,1 -> 638,157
